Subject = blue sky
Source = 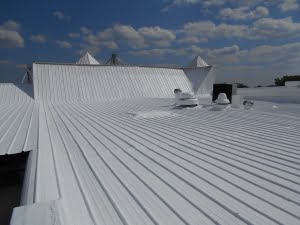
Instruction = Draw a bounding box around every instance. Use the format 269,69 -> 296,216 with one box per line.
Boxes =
0,0 -> 299,86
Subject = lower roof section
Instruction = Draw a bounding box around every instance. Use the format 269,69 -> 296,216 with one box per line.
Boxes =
0,101 -> 38,155
16,98 -> 300,225
0,84 -> 37,155
0,84 -> 33,103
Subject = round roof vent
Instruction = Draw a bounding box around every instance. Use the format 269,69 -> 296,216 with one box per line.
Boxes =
215,93 -> 230,105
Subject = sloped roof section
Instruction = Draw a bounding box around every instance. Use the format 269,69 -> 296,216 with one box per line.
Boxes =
76,52 -> 100,65
33,63 -> 202,101
0,84 -> 38,155
188,56 -> 209,68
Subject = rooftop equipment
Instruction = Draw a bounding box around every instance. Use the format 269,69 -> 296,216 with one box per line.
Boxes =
106,53 -> 125,66
211,93 -> 230,110
243,100 -> 254,110
212,83 -> 237,103
215,93 -> 230,105
174,89 -> 199,106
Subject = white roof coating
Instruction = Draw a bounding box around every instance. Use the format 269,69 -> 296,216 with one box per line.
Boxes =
13,98 -> 300,225
1,60 -> 300,225
33,63 -> 214,101
0,84 -> 38,155
76,52 -> 100,65
285,81 -> 300,87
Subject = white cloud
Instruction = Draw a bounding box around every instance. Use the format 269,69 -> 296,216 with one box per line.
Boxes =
163,0 -> 224,9
78,16 -> 300,55
180,21 -> 248,40
163,0 -> 299,15
79,24 -> 176,54
129,42 -> 300,66
179,17 -> 300,41
250,17 -> 300,40
0,20 -> 24,48
130,47 -> 190,58
245,42 -> 300,63
162,0 -> 204,11
56,40 -> 72,48
68,33 -> 80,38
1,20 -> 21,31
30,34 -> 46,43
138,26 -> 176,47
130,42 -> 300,86
219,6 -> 269,21
177,36 -> 208,44
203,0 -> 225,7
278,0 -> 299,12
53,11 -> 71,21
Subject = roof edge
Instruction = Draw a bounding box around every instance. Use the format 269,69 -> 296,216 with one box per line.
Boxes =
32,62 -> 212,70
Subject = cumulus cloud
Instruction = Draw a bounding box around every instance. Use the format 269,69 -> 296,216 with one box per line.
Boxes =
162,0 -> 202,11
179,17 -> 300,41
78,16 -> 300,55
245,42 -> 300,63
79,24 -> 176,54
53,11 -> 71,22
30,34 -> 46,43
56,40 -> 72,48
219,6 -> 269,21
130,42 -> 300,66
0,20 -> 24,48
1,20 -> 21,31
163,0 -> 224,11
130,47 -> 190,58
130,42 -> 300,85
138,26 -> 176,47
163,0 -> 299,14
177,36 -> 208,44
68,33 -> 80,38
250,17 -> 300,40
203,0 -> 225,7
278,0 -> 299,12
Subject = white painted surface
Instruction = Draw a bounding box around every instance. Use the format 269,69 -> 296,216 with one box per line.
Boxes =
16,98 -> 300,225
76,52 -> 100,65
0,84 -> 37,155
2,65 -> 300,225
0,84 -> 33,102
238,87 -> 300,115
188,56 -> 209,67
33,63 -> 214,101
285,81 -> 300,87
11,200 -> 64,225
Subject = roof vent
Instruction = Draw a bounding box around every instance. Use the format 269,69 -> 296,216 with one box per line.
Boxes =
215,93 -> 230,105
174,89 -> 199,107
243,100 -> 254,110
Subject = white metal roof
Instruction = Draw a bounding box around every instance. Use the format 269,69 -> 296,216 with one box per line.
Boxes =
32,63 -> 214,101
1,61 -> 300,225
76,52 -> 100,65
12,98 -> 300,225
285,81 -> 300,87
0,84 -> 38,155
